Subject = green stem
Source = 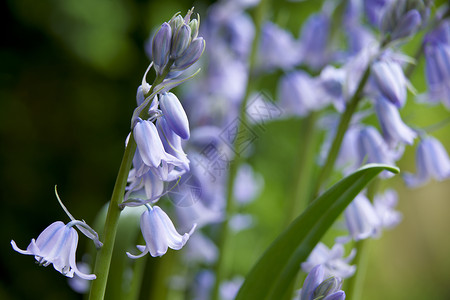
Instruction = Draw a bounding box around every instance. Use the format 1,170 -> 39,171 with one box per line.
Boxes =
89,59 -> 175,300
345,239 -> 370,300
286,112 -> 320,224
311,64 -> 372,200
89,136 -> 137,300
210,1 -> 269,299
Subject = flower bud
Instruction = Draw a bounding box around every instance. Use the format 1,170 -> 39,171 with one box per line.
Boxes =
313,277 -> 343,298
171,24 -> 192,59
189,17 -> 199,39
173,37 -> 205,71
391,9 -> 422,41
152,23 -> 172,75
169,14 -> 184,32
159,92 -> 190,139
380,0 -> 426,41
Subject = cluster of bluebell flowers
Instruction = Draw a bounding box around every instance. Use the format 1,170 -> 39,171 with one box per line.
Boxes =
124,9 -> 205,258
11,10 -> 205,288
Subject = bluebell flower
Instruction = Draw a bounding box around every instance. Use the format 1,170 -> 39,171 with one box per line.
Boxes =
374,189 -> 402,229
133,118 -> 186,181
424,21 -> 450,109
172,37 -> 206,71
183,232 -> 218,264
364,0 -> 393,27
404,136 -> 450,187
319,66 -> 346,112
297,264 -> 346,300
374,96 -> 416,147
380,0 -> 426,41
11,221 -> 96,280
127,205 -> 196,258
152,22 -> 172,76
356,126 -> 400,176
301,242 -> 356,279
220,277 -> 244,300
345,25 -> 377,57
171,24 -> 192,60
159,92 -> 190,139
233,163 -> 263,204
343,193 -> 382,241
149,9 -> 205,77
157,116 -> 189,169
278,71 -> 328,117
371,59 -> 407,108
258,21 -> 300,70
298,13 -> 330,70
124,167 -> 165,206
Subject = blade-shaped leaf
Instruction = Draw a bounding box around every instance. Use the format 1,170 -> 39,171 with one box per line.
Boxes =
236,164 -> 399,300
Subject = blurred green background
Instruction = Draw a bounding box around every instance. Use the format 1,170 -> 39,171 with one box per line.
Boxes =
1,0 -> 450,299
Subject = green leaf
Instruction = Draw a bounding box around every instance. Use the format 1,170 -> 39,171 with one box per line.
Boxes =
235,163 -> 399,300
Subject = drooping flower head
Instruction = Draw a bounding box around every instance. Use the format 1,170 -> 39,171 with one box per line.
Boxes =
404,135 -> 450,187
11,188 -> 101,279
11,221 -> 96,280
127,205 -> 196,258
423,20 -> 450,109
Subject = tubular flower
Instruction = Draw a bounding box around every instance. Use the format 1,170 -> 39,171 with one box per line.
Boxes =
371,59 -> 407,108
404,136 -> 450,187
127,205 -> 196,258
374,96 -> 416,147
11,221 -> 96,280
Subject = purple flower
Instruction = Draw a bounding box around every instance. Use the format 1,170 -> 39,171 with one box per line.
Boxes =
133,119 -> 186,181
159,92 -> 190,139
364,0 -> 393,27
127,205 -> 196,258
152,23 -> 172,75
278,71 -> 328,117
389,10 -> 422,40
298,13 -> 330,70
11,221 -> 96,280
424,23 -> 450,109
233,163 -> 263,204
374,96 -> 416,147
301,242 -> 356,279
297,265 -> 346,300
124,167 -> 165,205
173,37 -> 206,71
371,59 -> 407,108
343,193 -> 382,241
356,126 -> 400,177
259,21 -> 300,70
404,136 -> 450,187
374,189 -> 402,229
380,0 -> 426,41
183,232 -> 218,264
171,24 -> 192,59
220,277 -> 244,300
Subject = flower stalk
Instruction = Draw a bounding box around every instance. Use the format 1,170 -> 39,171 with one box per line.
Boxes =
89,136 -> 137,300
